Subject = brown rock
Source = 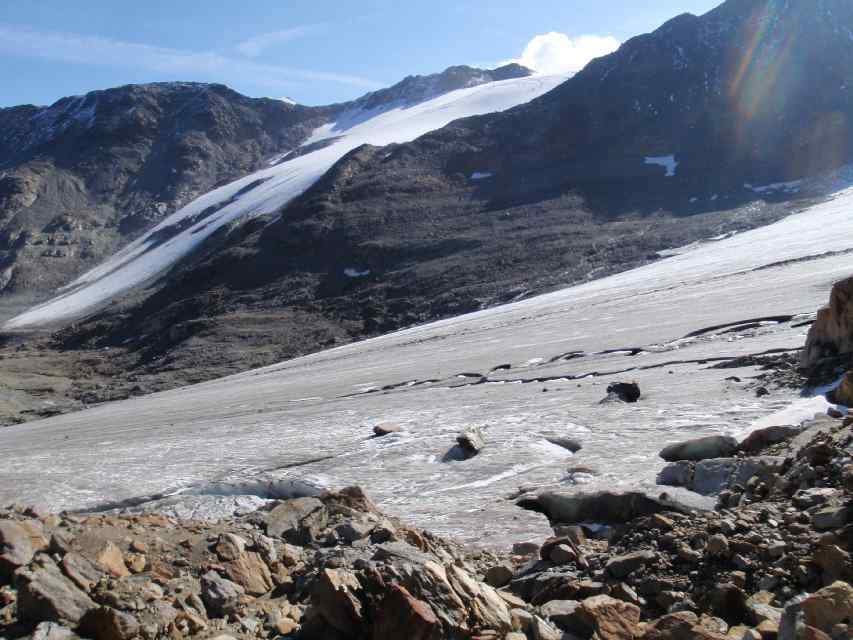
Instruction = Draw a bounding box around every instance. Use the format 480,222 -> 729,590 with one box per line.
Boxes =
484,564 -> 513,588
224,551 -> 274,596
309,568 -> 364,634
802,276 -> 853,366
372,584 -> 441,640
61,553 -> 105,592
79,607 -> 140,640
801,581 -> 853,632
73,535 -> 130,578
372,423 -> 402,437
0,520 -> 35,580
571,595 -> 641,639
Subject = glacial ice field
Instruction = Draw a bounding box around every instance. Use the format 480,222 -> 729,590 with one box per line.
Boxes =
3,73 -> 567,330
3,171 -> 853,548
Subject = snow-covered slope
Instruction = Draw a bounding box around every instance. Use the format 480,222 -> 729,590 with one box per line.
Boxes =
3,168 -> 853,546
4,74 -> 566,330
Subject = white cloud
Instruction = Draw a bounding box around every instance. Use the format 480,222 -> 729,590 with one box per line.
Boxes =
511,32 -> 620,75
235,27 -> 313,58
0,23 -> 382,92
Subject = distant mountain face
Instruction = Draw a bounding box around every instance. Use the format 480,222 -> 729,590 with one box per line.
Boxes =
447,0 -> 853,202
0,66 -> 528,309
352,64 -> 531,111
0,82 -> 334,299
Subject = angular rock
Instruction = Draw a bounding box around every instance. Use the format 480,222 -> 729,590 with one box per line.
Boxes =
484,564 -> 513,589
223,551 -> 273,596
372,584 -> 440,640
446,564 -> 512,632
79,607 -> 140,640
657,462 -> 693,488
0,520 -> 35,580
605,550 -> 656,579
539,599 -> 580,631
61,552 -> 105,592
308,568 -> 364,634
266,497 -> 327,542
660,436 -> 738,462
31,622 -> 79,640
200,571 -> 245,618
569,595 -> 642,639
16,561 -> 96,625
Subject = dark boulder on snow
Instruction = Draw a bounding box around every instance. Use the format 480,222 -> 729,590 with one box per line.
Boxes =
602,382 -> 641,404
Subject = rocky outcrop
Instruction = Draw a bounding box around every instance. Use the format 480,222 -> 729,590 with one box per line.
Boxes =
802,276 -> 853,367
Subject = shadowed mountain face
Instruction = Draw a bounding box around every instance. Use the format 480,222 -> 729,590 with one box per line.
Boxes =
0,82 -> 334,305
0,65 -> 531,313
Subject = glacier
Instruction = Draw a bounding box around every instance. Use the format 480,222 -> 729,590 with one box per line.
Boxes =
2,169 -> 853,547
4,73 -> 567,330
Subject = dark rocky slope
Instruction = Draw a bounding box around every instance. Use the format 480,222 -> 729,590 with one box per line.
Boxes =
0,65 -> 529,318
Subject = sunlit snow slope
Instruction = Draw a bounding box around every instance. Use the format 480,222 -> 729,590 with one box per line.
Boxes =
3,171 -> 853,547
4,74 -> 566,330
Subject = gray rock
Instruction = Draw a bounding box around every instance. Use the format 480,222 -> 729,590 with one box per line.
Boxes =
31,622 -> 79,640
522,490 -> 701,525
660,435 -> 738,462
457,427 -> 485,457
0,520 -> 35,579
689,456 -> 785,496
540,599 -> 580,631
605,551 -> 656,579
485,564 -> 514,588
811,505 -> 850,531
265,497 -> 326,541
545,437 -> 583,453
200,571 -> 245,618
16,560 -> 96,625
657,461 -> 693,488
79,607 -> 141,640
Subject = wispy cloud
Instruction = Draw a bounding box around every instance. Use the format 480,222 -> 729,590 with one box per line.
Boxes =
508,32 -> 621,75
0,23 -> 382,91
235,26 -> 315,58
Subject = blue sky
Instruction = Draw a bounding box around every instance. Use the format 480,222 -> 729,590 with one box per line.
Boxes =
1,1 -> 720,108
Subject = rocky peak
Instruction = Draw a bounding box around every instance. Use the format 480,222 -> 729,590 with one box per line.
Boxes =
352,63 -> 532,112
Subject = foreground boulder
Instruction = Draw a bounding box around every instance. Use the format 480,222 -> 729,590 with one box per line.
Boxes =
659,435 -> 738,462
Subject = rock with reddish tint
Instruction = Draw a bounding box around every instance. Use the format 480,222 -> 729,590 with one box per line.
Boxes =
372,584 -> 441,640
79,607 -> 140,640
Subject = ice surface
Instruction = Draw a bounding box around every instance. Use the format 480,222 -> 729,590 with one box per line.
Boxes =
3,176 -> 853,547
5,73 -> 567,330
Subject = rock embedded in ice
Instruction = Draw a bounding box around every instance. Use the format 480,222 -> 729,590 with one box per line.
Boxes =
602,381 -> 641,403
545,437 -> 583,453
456,427 -> 486,458
659,435 -> 738,462
372,423 -> 402,437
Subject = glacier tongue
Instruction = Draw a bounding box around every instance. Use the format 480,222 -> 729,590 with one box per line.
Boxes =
2,174 -> 853,547
4,73 -> 568,330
